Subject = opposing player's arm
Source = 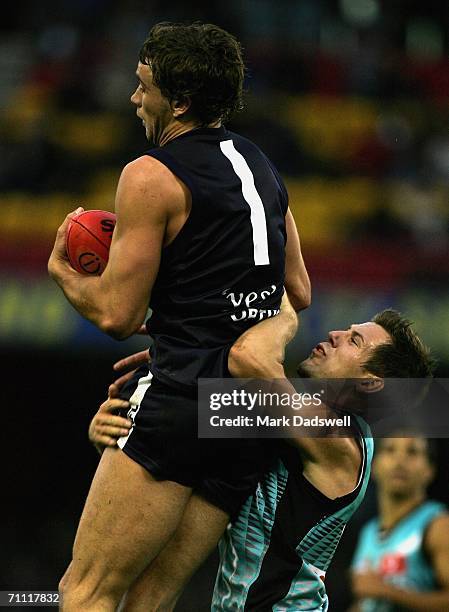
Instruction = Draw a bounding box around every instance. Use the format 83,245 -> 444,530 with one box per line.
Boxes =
352,514 -> 449,610
228,293 -> 360,497
89,297 -> 297,453
49,156 -> 181,339
88,384 -> 131,455
284,207 -> 311,312
228,291 -> 298,379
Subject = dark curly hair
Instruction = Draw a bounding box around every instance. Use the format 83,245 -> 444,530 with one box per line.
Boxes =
363,309 -> 436,378
139,22 -> 245,125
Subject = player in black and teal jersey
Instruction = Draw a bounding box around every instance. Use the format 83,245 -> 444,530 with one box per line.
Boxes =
89,306 -> 434,610
351,437 -> 449,611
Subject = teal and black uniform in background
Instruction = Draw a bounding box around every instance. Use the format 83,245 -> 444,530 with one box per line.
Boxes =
352,499 -> 447,612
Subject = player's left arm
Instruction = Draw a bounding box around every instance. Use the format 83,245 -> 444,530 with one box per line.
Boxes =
48,156 -> 176,339
88,384 -> 131,455
426,513 -> 449,597
352,514 -> 449,610
284,208 -> 311,312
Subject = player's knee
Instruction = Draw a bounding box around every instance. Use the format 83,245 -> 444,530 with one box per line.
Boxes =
61,583 -> 118,612
58,575 -> 65,596
58,566 -> 71,600
60,572 -> 124,611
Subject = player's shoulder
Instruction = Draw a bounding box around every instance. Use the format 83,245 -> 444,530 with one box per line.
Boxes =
122,154 -> 174,183
426,509 -> 449,540
115,155 -> 187,217
422,508 -> 449,561
119,155 -> 183,198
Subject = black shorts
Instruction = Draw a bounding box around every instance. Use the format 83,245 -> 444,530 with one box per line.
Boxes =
117,365 -> 274,520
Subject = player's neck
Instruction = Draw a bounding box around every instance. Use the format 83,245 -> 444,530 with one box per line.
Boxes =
378,491 -> 426,532
159,118 -> 222,146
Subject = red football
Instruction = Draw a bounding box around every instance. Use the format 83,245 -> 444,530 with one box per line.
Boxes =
66,210 -> 116,275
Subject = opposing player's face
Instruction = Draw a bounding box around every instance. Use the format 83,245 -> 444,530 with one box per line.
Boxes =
373,438 -> 434,497
298,321 -> 391,379
130,62 -> 173,144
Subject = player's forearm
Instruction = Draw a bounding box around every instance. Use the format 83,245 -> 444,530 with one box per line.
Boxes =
286,288 -> 310,312
380,584 -> 449,611
285,269 -> 311,312
228,345 -> 285,379
284,208 -> 311,312
52,267 -> 141,339
54,269 -> 116,333
228,299 -> 298,378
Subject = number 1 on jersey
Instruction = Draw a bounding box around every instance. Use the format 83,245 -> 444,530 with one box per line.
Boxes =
220,140 -> 270,266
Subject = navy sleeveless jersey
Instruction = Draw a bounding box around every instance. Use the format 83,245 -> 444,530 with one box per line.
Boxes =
144,126 -> 288,389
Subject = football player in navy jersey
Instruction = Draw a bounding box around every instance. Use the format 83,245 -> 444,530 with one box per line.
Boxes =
350,437 -> 449,612
48,22 -> 310,611
89,305 -> 434,611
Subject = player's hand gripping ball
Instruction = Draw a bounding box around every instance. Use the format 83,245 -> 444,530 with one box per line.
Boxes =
66,210 -> 116,275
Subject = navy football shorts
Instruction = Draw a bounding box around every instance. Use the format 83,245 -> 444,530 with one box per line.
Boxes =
117,364 -> 273,520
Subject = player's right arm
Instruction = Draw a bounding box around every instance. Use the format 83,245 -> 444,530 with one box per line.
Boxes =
228,291 -> 298,378
228,294 -> 361,499
48,156 -> 184,339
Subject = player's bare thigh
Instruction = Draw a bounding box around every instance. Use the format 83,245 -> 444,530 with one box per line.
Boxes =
61,448 -> 192,611
122,494 -> 230,611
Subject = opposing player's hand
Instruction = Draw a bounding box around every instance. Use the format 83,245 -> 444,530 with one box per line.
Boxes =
48,206 -> 84,280
112,349 -> 151,388
89,384 -> 132,455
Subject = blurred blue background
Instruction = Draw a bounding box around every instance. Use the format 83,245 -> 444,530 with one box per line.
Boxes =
1,1 -> 448,610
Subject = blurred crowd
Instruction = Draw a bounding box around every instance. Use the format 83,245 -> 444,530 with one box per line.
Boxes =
1,0 -> 449,267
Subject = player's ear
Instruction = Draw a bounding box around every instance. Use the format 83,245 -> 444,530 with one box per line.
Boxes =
356,377 -> 384,394
172,96 -> 191,118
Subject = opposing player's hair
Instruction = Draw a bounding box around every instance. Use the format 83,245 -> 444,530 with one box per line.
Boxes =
363,309 -> 436,378
139,22 -> 245,125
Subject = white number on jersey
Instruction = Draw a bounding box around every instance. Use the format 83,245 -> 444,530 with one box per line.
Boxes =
220,139 -> 270,266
